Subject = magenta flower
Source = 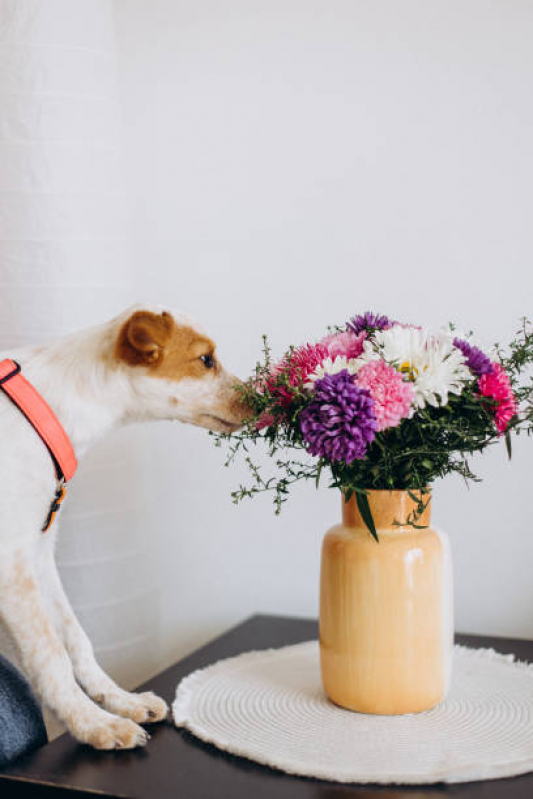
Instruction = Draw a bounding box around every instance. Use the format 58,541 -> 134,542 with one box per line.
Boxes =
265,343 -> 329,408
356,361 -> 414,431
299,370 -> 377,463
282,343 -> 330,385
255,412 -> 276,431
478,363 -> 518,434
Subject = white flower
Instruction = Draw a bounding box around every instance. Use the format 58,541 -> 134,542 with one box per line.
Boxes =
304,356 -> 360,390
358,326 -> 471,409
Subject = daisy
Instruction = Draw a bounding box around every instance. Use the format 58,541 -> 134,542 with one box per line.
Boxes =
304,355 -> 360,389
358,326 -> 472,409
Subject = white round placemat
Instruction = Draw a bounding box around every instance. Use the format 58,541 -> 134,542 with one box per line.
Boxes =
173,640 -> 533,785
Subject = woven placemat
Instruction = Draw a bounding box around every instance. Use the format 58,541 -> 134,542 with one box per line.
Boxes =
173,640 -> 533,785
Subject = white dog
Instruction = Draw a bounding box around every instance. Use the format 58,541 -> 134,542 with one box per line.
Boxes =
0,306 -> 247,750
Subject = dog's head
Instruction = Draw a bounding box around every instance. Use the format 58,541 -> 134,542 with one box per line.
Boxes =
114,307 -> 248,432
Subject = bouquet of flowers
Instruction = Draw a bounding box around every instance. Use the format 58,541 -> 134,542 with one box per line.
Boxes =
214,313 -> 533,538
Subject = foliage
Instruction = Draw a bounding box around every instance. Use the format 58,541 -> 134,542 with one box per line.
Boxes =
212,319 -> 533,536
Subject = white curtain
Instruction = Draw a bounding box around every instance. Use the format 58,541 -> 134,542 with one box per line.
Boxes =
0,0 -> 161,733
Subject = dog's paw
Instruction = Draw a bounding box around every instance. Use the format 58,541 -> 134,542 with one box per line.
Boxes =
136,691 -> 169,722
97,689 -> 168,724
69,707 -> 149,750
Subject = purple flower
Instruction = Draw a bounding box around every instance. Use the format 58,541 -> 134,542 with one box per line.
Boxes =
299,370 -> 378,463
453,338 -> 494,376
347,312 -> 393,335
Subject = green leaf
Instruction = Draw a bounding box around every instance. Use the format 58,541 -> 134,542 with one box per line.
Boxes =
315,460 -> 323,489
505,430 -> 512,461
355,491 -> 379,542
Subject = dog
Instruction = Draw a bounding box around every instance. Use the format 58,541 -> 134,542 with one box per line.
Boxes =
0,306 -> 247,749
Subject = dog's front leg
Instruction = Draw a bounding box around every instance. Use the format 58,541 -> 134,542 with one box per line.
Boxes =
37,535 -> 168,725
0,548 -> 150,749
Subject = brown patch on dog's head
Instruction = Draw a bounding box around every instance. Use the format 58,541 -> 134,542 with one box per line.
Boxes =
115,309 -> 218,380
116,310 -> 174,367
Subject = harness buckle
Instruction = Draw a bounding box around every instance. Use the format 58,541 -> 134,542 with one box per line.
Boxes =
42,479 -> 67,533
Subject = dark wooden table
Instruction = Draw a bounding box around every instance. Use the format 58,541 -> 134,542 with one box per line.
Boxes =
1,614 -> 533,798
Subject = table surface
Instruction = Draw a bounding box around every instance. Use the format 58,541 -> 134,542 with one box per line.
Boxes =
1,614 -> 533,799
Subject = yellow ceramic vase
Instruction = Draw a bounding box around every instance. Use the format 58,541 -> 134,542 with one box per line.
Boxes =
319,490 -> 453,715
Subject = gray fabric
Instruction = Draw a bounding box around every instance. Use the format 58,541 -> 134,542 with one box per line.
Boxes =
0,655 -> 47,767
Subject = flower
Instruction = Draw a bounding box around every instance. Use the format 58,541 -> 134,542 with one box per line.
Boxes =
299,370 -> 377,463
355,360 -> 415,431
255,412 -> 275,430
478,363 -> 518,433
359,326 -> 471,408
262,364 -> 294,408
453,338 -> 494,377
281,343 -> 330,385
321,330 -> 366,360
347,312 -> 393,335
266,343 -> 330,406
304,355 -> 360,389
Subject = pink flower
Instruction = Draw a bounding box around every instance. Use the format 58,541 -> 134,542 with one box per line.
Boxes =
355,360 -> 414,431
284,343 -> 330,382
320,330 -> 366,360
478,363 -> 518,434
265,343 -> 330,408
264,366 -> 293,408
255,412 -> 275,430
395,322 -> 422,330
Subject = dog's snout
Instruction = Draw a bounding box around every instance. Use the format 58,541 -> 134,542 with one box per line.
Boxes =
226,375 -> 251,426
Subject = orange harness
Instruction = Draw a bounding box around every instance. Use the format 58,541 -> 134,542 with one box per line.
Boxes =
0,359 -> 77,532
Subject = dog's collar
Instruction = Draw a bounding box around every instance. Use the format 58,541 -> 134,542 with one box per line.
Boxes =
0,359 -> 77,531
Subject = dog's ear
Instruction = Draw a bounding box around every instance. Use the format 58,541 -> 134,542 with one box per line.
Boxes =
116,310 -> 175,366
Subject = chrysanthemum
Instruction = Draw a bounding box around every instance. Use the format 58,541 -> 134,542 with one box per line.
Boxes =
355,360 -> 415,430
347,312 -> 393,336
282,343 -> 330,385
478,363 -> 518,434
359,326 -> 471,408
453,338 -> 494,377
299,370 -> 377,463
320,330 -> 366,360
304,355 -> 360,389
266,343 -> 330,406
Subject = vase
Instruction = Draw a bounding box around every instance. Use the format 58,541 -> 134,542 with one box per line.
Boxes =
319,490 -> 453,714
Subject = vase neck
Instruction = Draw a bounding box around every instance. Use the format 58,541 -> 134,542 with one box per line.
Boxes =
342,490 -> 431,530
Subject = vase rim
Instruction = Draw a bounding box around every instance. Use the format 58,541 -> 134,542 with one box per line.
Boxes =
341,488 -> 432,529
342,487 -> 431,495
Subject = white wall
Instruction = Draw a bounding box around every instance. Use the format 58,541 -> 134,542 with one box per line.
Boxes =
0,0 -> 163,737
112,0 -> 533,670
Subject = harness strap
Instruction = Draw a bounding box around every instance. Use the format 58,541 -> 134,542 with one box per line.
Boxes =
0,359 -> 77,531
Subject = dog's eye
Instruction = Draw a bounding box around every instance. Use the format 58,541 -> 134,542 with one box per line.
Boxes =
200,354 -> 215,369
